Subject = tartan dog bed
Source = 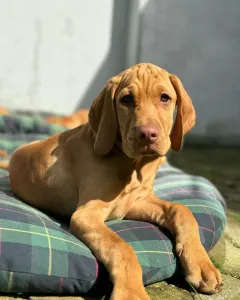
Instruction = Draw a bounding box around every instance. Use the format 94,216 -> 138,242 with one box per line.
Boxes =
0,113 -> 226,295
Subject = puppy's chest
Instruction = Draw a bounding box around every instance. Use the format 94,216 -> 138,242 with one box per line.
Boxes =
106,170 -> 154,220
113,170 -> 154,218
77,155 -> 160,213
120,170 -> 152,197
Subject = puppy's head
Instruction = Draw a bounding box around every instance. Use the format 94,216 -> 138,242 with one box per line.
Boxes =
89,63 -> 196,158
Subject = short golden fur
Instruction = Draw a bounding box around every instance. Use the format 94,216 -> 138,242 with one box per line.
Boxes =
9,63 -> 222,299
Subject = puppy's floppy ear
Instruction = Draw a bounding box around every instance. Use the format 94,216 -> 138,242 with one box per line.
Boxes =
170,75 -> 196,152
88,76 -> 121,156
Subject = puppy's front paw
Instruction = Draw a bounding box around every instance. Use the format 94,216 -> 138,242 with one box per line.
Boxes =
186,259 -> 223,294
178,242 -> 223,294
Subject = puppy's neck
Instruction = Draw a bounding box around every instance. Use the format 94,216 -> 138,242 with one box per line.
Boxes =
113,139 -> 163,176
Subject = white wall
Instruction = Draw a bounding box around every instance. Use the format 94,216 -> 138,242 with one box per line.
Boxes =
139,0 -> 240,138
0,0 -> 113,114
0,0 -> 239,140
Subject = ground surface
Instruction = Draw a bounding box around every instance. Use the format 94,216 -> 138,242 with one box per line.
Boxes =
1,147 -> 239,300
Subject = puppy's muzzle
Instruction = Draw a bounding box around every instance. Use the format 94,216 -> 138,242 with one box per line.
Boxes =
136,126 -> 159,144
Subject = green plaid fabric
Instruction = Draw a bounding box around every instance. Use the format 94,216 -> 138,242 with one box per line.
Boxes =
0,113 -> 66,158
0,113 -> 66,135
0,113 -> 226,295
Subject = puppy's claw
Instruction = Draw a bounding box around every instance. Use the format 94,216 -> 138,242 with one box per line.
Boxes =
215,283 -> 223,293
175,243 -> 183,257
198,280 -> 206,289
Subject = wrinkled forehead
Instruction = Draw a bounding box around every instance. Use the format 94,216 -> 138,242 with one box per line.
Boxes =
117,63 -> 176,98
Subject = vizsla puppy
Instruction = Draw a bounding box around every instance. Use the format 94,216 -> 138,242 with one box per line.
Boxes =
9,63 -> 222,299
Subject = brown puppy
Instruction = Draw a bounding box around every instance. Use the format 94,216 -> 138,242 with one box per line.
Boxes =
9,63 -> 222,300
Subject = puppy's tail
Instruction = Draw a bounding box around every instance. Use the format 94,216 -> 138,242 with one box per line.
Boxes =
0,161 -> 9,170
0,149 -> 10,170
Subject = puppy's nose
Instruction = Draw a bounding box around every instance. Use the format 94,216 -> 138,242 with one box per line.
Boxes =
137,126 -> 159,143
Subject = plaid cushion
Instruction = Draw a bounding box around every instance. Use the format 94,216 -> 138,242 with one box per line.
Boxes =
0,112 -> 226,295
0,113 -> 66,158
0,163 -> 226,295
0,114 -> 66,135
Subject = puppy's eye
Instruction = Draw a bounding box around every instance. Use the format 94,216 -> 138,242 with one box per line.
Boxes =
160,93 -> 171,103
121,95 -> 133,104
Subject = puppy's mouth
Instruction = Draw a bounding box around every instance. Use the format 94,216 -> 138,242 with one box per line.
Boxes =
124,136 -> 169,158
139,144 -> 161,156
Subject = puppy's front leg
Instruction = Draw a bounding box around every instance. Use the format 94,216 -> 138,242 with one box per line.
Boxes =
70,200 -> 149,300
125,195 -> 223,294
